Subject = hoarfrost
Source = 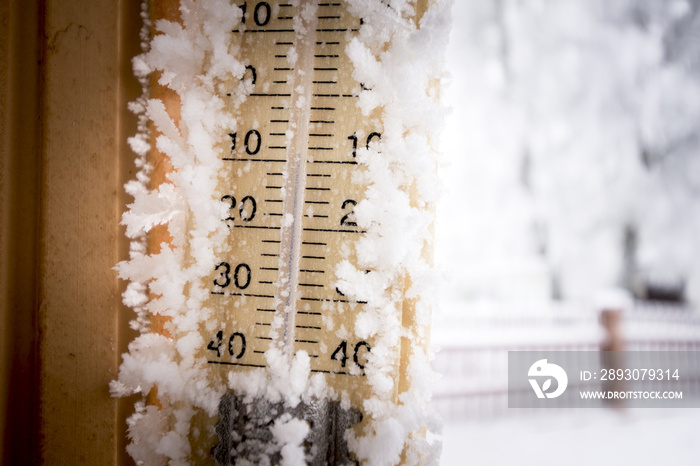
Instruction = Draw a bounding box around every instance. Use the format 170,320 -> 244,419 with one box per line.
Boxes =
271,414 -> 311,466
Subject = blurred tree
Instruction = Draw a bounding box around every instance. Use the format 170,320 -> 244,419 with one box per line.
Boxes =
440,0 -> 700,305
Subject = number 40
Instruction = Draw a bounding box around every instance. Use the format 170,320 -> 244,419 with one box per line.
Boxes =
331,340 -> 371,369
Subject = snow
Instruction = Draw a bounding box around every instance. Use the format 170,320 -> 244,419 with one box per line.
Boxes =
434,2 -> 700,463
437,0 -> 700,305
114,0 -> 254,463
440,410 -> 700,466
331,2 -> 451,461
271,414 -> 310,466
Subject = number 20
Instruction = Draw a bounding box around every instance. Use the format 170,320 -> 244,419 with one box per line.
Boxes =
340,199 -> 357,227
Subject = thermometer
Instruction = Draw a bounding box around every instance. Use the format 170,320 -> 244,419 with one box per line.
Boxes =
116,0 -> 444,464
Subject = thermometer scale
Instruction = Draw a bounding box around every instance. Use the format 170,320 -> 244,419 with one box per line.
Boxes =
208,0 -> 380,382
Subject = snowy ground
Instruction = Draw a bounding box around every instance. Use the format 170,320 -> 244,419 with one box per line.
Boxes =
440,409 -> 700,466
432,301 -> 700,465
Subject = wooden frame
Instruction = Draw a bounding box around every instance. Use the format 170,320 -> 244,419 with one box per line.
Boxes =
1,0 -> 141,463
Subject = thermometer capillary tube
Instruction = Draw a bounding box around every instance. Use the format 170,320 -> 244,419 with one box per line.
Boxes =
276,1 -> 319,357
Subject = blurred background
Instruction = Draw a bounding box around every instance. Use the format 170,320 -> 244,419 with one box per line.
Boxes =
432,1 -> 700,464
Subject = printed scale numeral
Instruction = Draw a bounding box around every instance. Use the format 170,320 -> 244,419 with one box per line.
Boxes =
214,262 -> 252,289
348,132 -> 381,157
208,330 -> 247,359
331,340 -> 371,369
222,195 -> 257,222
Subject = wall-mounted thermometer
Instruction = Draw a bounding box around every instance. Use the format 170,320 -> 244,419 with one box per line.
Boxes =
114,1 -> 449,464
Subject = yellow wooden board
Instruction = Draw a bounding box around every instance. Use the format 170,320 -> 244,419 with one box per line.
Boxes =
1,0 -> 141,463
